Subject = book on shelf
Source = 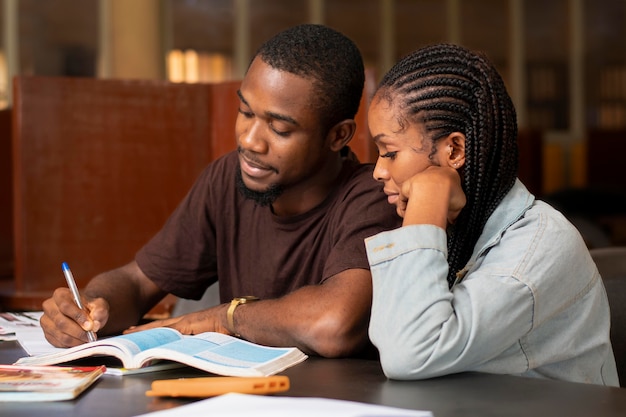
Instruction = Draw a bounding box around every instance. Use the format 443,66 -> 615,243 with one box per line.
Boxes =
0,364 -> 105,402
14,327 -> 307,377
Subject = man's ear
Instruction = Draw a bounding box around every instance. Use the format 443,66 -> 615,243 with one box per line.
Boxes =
444,132 -> 466,169
327,120 -> 356,152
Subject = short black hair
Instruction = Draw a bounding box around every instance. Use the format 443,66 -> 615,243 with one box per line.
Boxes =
377,43 -> 518,287
251,24 -> 365,133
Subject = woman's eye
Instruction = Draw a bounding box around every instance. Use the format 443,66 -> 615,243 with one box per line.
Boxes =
381,151 -> 397,160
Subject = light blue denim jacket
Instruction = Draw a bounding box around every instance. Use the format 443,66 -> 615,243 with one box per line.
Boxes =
366,179 -> 619,386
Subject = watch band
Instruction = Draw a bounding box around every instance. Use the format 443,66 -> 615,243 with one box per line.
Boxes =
227,296 -> 259,336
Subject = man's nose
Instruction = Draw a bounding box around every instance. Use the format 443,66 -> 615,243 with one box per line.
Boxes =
238,119 -> 268,153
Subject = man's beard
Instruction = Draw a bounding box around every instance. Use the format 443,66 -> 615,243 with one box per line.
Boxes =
235,169 -> 284,207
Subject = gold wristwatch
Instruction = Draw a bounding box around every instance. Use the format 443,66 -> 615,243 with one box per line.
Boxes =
227,296 -> 259,336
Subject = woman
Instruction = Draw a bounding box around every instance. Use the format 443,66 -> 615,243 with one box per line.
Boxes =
365,43 -> 618,386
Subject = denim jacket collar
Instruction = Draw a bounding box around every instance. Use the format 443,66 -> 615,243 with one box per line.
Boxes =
454,179 -> 535,285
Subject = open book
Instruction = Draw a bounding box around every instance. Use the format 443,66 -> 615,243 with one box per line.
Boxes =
14,327 -> 307,377
0,364 -> 105,402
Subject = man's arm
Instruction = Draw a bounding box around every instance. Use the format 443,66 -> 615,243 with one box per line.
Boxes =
41,261 -> 167,347
235,268 -> 373,357
129,267 -> 373,358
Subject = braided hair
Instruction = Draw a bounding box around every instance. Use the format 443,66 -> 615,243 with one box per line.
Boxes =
377,43 -> 519,287
253,24 -> 365,134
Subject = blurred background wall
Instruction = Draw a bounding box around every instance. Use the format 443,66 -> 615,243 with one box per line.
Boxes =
3,0 -> 626,187
1,0 -> 625,310
1,0 -> 626,242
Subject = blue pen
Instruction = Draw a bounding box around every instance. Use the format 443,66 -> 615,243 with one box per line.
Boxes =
61,262 -> 97,342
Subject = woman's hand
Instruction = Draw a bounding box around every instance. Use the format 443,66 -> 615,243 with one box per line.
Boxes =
399,166 -> 466,228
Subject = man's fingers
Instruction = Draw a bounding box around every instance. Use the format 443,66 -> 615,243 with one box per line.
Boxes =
124,317 -> 178,334
40,313 -> 87,348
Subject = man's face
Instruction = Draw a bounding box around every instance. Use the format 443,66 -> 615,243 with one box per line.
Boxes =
235,57 -> 330,205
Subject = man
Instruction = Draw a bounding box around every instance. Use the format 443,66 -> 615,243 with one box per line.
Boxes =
41,24 -> 399,358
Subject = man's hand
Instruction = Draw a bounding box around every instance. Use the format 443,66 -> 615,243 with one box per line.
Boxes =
41,288 -> 109,347
40,261 -> 168,348
124,304 -> 231,336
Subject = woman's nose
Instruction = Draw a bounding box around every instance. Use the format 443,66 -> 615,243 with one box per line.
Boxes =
373,158 -> 388,182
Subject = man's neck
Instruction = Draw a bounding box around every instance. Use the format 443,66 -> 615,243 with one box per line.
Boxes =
271,155 -> 346,217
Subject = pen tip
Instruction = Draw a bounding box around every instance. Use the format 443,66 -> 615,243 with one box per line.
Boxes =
61,262 -> 69,270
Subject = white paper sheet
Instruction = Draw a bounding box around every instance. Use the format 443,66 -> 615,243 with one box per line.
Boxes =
134,392 -> 433,417
3,311 -> 61,356
0,311 -> 64,356
16,326 -> 65,356
0,311 -> 44,341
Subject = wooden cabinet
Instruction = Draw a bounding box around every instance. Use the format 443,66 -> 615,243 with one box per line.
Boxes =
2,77 -> 222,311
0,109 -> 13,281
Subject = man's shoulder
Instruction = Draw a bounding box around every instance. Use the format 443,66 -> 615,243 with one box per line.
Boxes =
325,160 -> 400,232
196,151 -> 239,182
333,160 -> 395,214
184,151 -> 240,206
205,150 -> 239,171
338,160 -> 381,192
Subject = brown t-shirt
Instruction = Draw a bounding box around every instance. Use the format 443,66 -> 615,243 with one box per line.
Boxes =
136,150 -> 400,302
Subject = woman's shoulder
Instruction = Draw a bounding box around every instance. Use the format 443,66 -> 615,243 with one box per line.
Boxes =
483,198 -> 597,291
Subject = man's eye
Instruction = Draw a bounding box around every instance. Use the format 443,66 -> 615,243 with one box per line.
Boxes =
269,121 -> 290,137
238,108 -> 253,118
381,151 -> 397,160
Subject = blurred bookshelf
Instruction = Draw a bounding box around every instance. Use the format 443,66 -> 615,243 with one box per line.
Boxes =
595,65 -> 626,129
526,63 -> 569,131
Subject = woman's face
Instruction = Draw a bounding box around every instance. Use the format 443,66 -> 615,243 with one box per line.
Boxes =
368,96 -> 450,207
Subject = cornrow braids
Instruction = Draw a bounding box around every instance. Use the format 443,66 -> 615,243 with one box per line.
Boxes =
252,24 -> 365,134
378,43 -> 519,287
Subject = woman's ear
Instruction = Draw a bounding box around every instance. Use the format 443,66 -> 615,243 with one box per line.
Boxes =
444,132 -> 466,169
327,120 -> 356,152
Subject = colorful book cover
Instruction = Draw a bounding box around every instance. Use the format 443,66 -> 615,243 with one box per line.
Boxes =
0,364 -> 105,402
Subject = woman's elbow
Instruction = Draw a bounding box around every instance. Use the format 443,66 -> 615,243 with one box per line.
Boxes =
379,345 -> 454,380
378,350 -> 424,380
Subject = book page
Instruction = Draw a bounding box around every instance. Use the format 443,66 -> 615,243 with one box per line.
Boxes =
14,327 -> 184,368
133,332 -> 307,376
108,327 -> 184,354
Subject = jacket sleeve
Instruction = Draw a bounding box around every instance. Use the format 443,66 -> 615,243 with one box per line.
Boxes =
366,224 -> 534,380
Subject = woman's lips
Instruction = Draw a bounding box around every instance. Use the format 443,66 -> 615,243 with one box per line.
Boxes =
383,188 -> 399,205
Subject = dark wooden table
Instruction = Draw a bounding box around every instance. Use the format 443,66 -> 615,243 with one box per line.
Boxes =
1,340 -> 625,417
